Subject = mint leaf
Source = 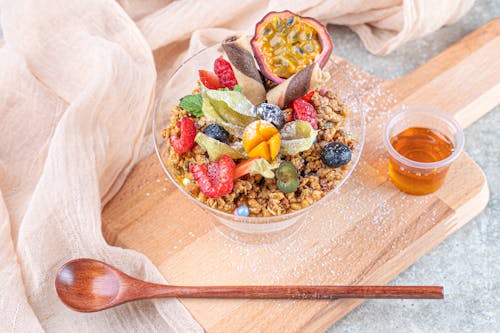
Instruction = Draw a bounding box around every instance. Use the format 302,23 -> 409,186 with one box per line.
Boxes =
179,94 -> 203,117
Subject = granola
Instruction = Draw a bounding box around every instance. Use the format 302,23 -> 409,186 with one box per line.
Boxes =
162,90 -> 354,217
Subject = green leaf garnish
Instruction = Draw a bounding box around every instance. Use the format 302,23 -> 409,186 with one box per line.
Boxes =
179,94 -> 203,117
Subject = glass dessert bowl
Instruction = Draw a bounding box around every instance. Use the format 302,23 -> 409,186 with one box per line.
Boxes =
153,42 -> 365,244
155,9 -> 365,243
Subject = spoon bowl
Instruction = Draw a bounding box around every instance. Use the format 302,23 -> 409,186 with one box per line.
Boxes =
55,259 -> 122,312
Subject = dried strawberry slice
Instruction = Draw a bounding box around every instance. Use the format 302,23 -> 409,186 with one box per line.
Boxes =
199,70 -> 223,89
190,155 -> 235,198
169,117 -> 197,153
301,90 -> 315,102
292,99 -> 318,130
214,57 -> 238,89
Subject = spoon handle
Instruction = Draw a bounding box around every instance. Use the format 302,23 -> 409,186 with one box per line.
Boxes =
148,285 -> 443,299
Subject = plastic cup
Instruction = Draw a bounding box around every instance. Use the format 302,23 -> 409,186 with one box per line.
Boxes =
383,106 -> 464,195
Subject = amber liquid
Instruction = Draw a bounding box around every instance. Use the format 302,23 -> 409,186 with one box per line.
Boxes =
388,127 -> 455,195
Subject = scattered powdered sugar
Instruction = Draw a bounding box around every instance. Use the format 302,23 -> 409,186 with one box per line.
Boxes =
138,63 -> 445,288
181,66 -> 443,286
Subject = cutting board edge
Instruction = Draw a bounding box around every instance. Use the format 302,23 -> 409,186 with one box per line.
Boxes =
100,18 -> 499,333
298,177 -> 489,333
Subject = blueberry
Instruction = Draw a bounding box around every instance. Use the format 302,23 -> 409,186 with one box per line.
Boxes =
256,103 -> 285,129
235,205 -> 250,217
204,124 -> 230,144
275,161 -> 299,193
321,142 -> 352,168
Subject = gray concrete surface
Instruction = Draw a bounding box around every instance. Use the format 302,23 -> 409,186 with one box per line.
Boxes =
1,1 -> 497,332
327,1 -> 499,332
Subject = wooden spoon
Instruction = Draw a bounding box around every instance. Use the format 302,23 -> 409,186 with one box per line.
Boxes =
55,258 -> 443,312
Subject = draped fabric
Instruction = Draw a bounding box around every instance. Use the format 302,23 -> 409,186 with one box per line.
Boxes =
0,0 -> 473,331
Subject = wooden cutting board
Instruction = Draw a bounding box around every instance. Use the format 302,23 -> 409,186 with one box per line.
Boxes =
102,19 -> 499,332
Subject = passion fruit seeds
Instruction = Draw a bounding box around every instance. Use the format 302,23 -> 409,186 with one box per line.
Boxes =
251,10 -> 333,83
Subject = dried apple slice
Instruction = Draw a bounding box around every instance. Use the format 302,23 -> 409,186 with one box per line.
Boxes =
280,120 -> 317,155
195,132 -> 245,161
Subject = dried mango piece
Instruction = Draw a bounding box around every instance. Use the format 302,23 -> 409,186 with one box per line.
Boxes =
242,120 -> 281,161
248,141 -> 271,160
268,133 -> 281,160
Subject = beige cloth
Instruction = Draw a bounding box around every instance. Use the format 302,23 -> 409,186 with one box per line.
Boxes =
0,0 -> 473,331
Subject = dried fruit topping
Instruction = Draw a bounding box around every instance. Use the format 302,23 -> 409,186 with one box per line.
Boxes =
234,157 -> 279,179
214,57 -> 238,89
242,120 -> 281,161
169,117 -> 197,154
234,158 -> 257,179
199,70 -> 223,89
275,161 -> 299,193
204,123 -> 230,144
201,90 -> 258,138
301,90 -> 315,102
256,103 -> 285,129
282,107 -> 294,123
195,132 -> 245,161
321,142 -> 352,168
292,98 -> 318,130
190,155 -> 235,198
279,120 -> 317,155
251,10 -> 333,83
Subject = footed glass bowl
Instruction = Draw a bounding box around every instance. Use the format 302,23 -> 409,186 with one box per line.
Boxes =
153,43 -> 365,244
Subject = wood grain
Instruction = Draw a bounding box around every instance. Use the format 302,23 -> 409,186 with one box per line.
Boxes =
102,19 -> 499,332
57,258 -> 442,314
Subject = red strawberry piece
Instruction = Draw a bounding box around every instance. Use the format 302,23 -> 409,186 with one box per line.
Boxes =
301,90 -> 315,102
169,117 -> 197,154
199,70 -> 223,89
214,57 -> 238,89
233,158 -> 258,180
292,99 -> 319,130
190,155 -> 235,198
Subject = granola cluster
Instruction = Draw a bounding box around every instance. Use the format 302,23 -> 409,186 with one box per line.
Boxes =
162,90 -> 354,217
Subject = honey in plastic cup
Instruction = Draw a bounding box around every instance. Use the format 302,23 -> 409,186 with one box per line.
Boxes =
383,106 -> 464,195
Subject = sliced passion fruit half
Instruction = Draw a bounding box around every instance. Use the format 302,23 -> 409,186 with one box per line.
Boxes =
251,10 -> 333,84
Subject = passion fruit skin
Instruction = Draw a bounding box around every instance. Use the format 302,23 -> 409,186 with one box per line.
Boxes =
251,10 -> 334,84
